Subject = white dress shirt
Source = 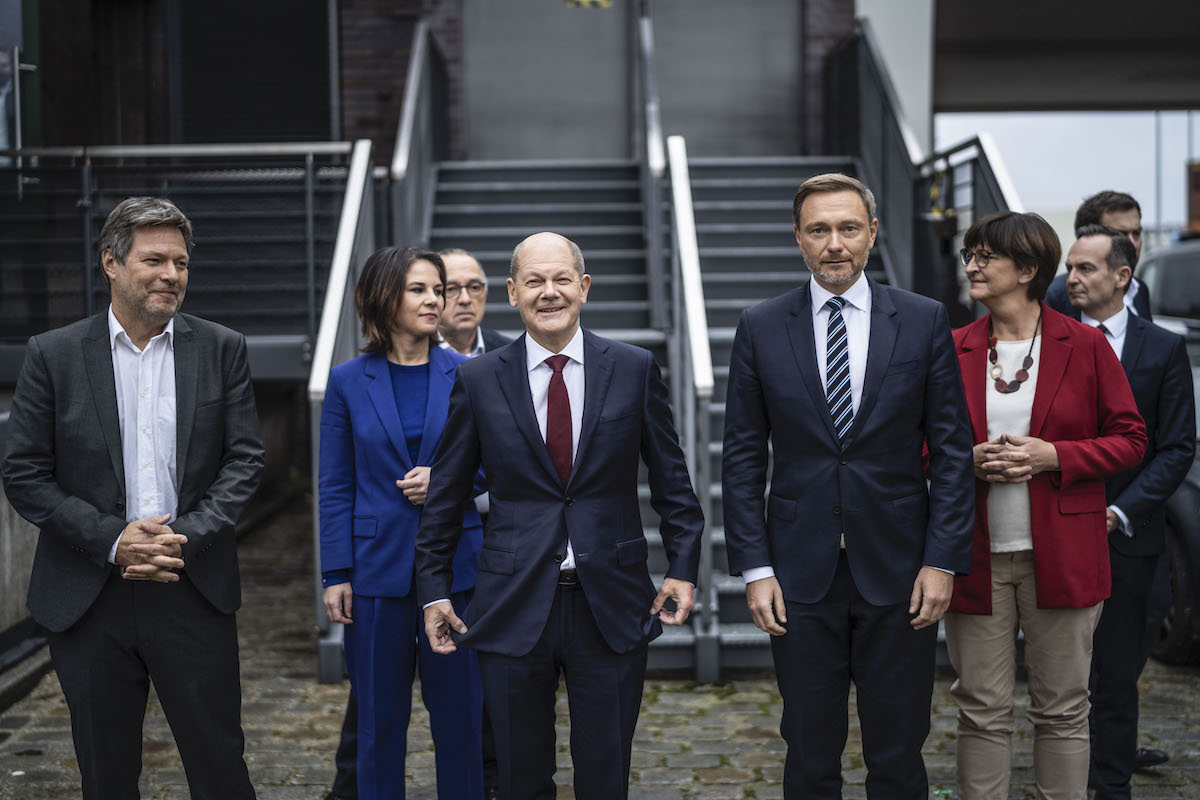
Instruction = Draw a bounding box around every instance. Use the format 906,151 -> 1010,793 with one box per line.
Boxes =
1082,306 -> 1135,537
107,306 -> 178,563
1125,280 -> 1140,315
526,327 -> 585,570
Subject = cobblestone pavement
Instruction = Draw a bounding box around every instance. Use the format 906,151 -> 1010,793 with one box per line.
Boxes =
2,500 -> 1198,799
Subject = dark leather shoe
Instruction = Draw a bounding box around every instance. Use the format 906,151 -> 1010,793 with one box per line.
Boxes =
1134,747 -> 1170,770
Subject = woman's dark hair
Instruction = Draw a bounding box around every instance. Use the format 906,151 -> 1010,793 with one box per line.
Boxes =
963,211 -> 1061,301
355,247 -> 446,354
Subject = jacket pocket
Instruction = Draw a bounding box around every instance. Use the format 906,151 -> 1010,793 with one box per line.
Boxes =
617,537 -> 649,566
767,494 -> 797,522
352,516 -> 377,538
478,546 -> 515,575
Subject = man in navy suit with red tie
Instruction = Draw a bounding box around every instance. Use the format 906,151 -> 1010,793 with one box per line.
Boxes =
722,174 -> 975,798
416,232 -> 703,800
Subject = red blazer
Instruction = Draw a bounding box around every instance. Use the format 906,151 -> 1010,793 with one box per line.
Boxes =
948,306 -> 1147,614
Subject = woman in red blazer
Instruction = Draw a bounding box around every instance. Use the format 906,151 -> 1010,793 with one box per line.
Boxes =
945,212 -> 1146,800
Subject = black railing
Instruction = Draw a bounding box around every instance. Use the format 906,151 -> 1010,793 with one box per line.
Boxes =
825,18 -> 925,291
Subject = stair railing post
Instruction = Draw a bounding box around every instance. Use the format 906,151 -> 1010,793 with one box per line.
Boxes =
80,157 -> 93,318
304,152 -> 318,346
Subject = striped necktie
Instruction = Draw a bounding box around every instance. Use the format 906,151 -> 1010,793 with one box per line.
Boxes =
824,296 -> 854,444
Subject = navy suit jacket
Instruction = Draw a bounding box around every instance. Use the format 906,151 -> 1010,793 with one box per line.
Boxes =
1082,312 -> 1195,557
481,326 -> 513,353
318,346 -> 483,597
722,278 -> 976,606
1047,273 -> 1153,321
415,329 -> 704,657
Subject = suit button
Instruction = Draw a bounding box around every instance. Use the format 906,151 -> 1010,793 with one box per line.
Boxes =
833,505 -> 842,515
564,497 -> 574,507
553,553 -> 565,563
839,456 -> 849,465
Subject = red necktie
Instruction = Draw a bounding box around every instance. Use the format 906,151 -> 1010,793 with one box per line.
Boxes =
544,354 -> 572,485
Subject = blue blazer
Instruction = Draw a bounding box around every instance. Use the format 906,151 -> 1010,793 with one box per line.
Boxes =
415,331 -> 704,657
721,279 -> 976,606
1087,312 -> 1195,557
319,347 -> 483,597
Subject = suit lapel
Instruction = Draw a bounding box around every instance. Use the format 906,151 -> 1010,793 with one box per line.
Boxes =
842,280 -> 897,448
1029,308 -> 1072,439
568,330 -> 614,486
958,317 -> 990,444
172,315 -> 197,493
417,349 -> 455,466
1120,313 -> 1145,375
82,315 -> 126,495
496,335 -> 562,487
365,353 -> 415,472
784,283 -> 841,444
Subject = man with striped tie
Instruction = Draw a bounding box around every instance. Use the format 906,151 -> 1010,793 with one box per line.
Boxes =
722,173 -> 976,798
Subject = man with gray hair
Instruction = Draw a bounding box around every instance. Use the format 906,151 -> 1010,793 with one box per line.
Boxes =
438,248 -> 513,357
2,196 -> 264,799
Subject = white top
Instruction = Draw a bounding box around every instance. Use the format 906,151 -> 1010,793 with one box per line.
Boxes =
985,336 -> 1040,553
1082,306 -> 1135,537
810,271 -> 871,417
525,327 -> 585,570
106,306 -> 178,563
1125,280 -> 1141,315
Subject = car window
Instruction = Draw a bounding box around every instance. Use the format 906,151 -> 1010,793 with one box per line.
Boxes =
1151,249 -> 1200,319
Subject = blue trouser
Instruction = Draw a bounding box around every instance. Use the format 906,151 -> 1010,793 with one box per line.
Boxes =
345,590 -> 483,800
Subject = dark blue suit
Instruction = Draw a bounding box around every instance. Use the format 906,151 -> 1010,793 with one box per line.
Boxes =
1085,312 -> 1195,799
319,346 -> 484,800
416,330 -> 703,800
722,278 -> 975,799
1046,274 -> 1153,321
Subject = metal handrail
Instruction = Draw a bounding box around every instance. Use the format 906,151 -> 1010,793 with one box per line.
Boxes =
857,18 -> 924,165
666,135 -> 717,682
635,3 -> 668,331
389,19 -> 441,247
390,19 -> 429,182
667,137 -> 713,399
306,138 -> 376,683
0,142 -> 353,159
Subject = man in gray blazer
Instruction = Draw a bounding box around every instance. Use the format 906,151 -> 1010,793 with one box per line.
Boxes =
2,196 -> 265,800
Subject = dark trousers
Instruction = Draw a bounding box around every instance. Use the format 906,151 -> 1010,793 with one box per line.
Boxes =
343,589 -> 484,800
477,582 -> 648,800
46,571 -> 254,800
770,552 -> 936,800
1090,548 -> 1159,800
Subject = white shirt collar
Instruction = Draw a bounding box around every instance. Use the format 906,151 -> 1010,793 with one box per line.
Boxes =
810,270 -> 870,314
108,305 -> 175,351
1082,305 -> 1129,339
526,326 -> 585,373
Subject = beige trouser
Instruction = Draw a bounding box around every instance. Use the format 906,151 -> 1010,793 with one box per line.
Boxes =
944,550 -> 1103,800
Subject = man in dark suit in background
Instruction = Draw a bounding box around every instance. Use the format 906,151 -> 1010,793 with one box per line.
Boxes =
416,232 -> 703,800
326,245 -> 512,800
722,174 -> 975,798
1046,191 -> 1151,320
2,196 -> 264,800
1064,225 -> 1195,799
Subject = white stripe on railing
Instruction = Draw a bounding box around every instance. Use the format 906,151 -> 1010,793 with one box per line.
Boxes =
308,139 -> 373,402
667,136 -> 714,400
391,20 -> 429,182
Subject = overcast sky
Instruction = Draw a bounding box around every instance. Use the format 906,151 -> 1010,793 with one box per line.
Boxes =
935,111 -> 1199,232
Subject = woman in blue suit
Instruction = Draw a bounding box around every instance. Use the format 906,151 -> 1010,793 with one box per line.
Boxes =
319,247 -> 483,800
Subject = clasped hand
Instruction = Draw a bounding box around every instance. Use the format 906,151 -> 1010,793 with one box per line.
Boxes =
973,434 -> 1059,484
117,514 -> 188,583
397,466 -> 431,506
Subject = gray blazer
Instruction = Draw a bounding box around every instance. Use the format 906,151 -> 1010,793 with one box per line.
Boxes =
1,312 -> 265,632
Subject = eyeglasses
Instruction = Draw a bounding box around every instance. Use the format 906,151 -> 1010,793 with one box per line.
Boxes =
960,248 -> 998,268
444,281 -> 487,299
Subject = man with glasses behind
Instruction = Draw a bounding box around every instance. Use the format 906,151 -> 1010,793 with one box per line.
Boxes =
439,248 -> 514,357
